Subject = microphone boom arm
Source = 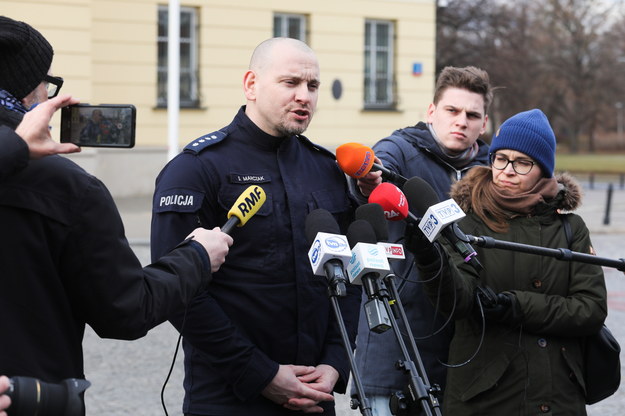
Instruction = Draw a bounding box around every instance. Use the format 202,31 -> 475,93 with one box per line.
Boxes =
466,235 -> 625,272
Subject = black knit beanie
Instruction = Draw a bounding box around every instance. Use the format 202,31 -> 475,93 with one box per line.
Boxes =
0,16 -> 53,100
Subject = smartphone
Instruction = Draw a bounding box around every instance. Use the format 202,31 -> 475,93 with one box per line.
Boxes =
60,104 -> 136,148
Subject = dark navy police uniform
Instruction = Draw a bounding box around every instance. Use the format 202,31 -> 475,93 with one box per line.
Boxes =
151,107 -> 361,416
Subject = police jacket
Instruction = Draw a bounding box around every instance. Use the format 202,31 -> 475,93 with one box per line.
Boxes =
151,107 -> 360,415
424,173 -> 606,415
352,122 -> 489,399
0,106 -> 211,383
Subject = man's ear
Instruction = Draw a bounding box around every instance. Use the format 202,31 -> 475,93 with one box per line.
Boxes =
480,114 -> 489,135
243,70 -> 257,101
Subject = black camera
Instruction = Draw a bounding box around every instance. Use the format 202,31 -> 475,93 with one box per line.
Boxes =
4,376 -> 90,416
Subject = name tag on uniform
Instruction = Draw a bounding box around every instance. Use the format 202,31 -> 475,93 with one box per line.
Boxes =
153,188 -> 204,213
229,173 -> 271,184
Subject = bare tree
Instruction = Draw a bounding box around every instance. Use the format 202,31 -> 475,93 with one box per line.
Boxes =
436,0 -> 625,152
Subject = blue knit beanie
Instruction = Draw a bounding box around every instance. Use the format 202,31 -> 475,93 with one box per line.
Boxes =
489,109 -> 556,177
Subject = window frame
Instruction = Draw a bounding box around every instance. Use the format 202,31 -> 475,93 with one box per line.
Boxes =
364,19 -> 396,110
273,12 -> 308,42
157,5 -> 200,108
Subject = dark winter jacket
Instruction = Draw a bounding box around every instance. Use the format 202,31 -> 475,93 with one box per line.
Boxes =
352,122 -> 490,401
0,106 -> 212,383
421,172 -> 606,415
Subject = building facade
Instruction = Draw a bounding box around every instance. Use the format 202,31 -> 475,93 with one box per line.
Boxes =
1,0 -> 435,196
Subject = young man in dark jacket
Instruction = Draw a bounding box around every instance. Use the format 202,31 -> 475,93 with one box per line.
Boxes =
0,15 -> 233,395
352,66 -> 493,415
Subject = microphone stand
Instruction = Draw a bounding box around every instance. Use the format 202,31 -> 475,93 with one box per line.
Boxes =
325,274 -> 373,416
466,235 -> 625,271
359,274 -> 442,416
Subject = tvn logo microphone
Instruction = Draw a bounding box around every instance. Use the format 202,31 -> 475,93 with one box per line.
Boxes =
418,199 -> 465,242
308,233 -> 351,276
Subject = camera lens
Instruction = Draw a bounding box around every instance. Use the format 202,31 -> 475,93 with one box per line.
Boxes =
6,376 -> 90,416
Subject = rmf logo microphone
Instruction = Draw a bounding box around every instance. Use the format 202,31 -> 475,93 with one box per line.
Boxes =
221,185 -> 267,234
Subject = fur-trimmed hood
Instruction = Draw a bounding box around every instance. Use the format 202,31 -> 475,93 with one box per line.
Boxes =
450,168 -> 583,213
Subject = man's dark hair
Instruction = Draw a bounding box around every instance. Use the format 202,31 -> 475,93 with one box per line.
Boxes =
433,66 -> 493,113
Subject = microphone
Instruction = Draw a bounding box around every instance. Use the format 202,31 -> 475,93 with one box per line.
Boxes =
305,209 -> 352,296
345,220 -> 391,285
335,142 -> 408,186
346,219 -> 392,333
402,177 -> 483,272
368,182 -> 418,223
355,203 -> 405,261
221,185 -> 267,234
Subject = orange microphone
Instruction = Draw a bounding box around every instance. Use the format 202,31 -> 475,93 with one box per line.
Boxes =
335,142 -> 407,185
335,142 -> 375,178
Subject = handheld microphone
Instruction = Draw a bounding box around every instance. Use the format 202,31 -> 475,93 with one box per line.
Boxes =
368,182 -> 418,223
335,142 -> 408,186
305,209 -> 352,296
402,177 -> 483,272
221,185 -> 267,234
355,203 -> 405,261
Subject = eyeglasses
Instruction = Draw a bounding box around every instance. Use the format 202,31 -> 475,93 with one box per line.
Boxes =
490,153 -> 535,175
44,75 -> 64,99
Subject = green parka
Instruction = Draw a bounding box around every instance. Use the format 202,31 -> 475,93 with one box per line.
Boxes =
421,173 -> 607,416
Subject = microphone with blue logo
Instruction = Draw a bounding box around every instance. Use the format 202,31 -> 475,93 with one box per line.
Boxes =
305,209 -> 352,297
306,209 -> 375,416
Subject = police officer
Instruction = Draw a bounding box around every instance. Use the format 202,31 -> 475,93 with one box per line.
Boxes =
151,37 -> 360,415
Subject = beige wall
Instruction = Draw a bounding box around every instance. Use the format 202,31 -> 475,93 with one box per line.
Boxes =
1,0 -> 435,195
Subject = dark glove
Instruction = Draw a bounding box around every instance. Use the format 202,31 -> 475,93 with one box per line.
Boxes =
404,222 -> 439,265
477,287 -> 523,326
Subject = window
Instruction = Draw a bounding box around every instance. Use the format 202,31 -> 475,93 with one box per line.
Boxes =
273,13 -> 307,41
364,20 -> 395,109
157,6 -> 199,108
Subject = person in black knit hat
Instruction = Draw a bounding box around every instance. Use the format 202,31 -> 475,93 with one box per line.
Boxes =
0,15 -> 54,102
0,15 -> 234,414
0,15 -> 80,177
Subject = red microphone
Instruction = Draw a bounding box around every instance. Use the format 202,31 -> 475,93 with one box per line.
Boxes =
335,143 -> 408,185
368,182 -> 413,222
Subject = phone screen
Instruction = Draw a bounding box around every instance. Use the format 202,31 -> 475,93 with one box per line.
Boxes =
60,104 -> 136,148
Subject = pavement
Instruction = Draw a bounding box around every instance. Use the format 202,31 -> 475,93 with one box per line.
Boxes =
80,180 -> 625,415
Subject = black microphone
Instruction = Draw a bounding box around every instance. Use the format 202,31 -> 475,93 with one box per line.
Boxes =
305,209 -> 352,296
402,177 -> 483,272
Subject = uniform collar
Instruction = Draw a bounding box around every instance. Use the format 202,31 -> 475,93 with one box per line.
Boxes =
235,106 -> 288,151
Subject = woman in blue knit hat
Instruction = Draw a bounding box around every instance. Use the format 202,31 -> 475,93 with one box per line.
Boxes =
406,109 -> 607,415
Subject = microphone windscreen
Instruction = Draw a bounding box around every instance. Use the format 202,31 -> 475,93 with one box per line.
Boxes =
226,185 -> 267,226
346,219 -> 378,248
335,142 -> 375,178
305,209 -> 341,245
355,203 -> 389,242
368,182 -> 409,221
402,177 -> 440,216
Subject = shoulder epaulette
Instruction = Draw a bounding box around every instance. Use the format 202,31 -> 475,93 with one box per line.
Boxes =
296,135 -> 337,160
183,130 -> 228,154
